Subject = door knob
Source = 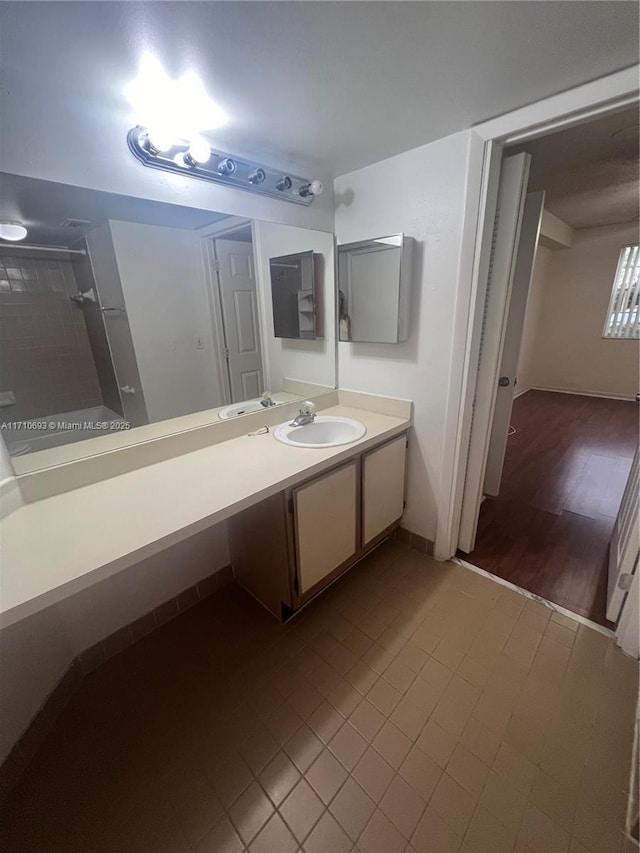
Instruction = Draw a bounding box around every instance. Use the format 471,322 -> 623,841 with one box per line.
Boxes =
498,377 -> 510,387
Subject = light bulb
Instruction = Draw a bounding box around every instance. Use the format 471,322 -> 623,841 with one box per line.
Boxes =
218,158 -> 236,175
0,222 -> 27,241
146,127 -> 175,153
310,180 -> 324,196
173,152 -> 189,168
186,136 -> 211,164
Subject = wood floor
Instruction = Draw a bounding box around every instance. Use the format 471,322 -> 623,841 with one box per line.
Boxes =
462,390 -> 638,626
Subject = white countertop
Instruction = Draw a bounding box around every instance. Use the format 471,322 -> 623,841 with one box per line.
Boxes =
0,404 -> 410,628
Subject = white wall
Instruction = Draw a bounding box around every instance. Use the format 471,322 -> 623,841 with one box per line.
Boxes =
0,522 -> 229,763
253,221 -> 336,391
334,130 -> 479,546
516,245 -> 552,394
516,222 -> 639,399
109,220 -> 224,422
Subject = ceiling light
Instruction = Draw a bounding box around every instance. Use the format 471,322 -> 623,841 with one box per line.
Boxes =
186,136 -> 211,165
125,52 -> 227,142
0,221 -> 27,241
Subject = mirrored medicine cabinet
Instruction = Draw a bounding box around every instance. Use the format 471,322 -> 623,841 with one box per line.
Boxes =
337,233 -> 413,344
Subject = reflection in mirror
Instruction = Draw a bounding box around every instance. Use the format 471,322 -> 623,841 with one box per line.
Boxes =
337,234 -> 413,344
0,173 -> 336,463
270,251 -> 323,341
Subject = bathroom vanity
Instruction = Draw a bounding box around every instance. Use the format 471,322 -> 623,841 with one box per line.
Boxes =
230,432 -> 407,620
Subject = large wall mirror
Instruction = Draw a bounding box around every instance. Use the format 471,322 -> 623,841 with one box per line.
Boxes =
0,173 -> 336,468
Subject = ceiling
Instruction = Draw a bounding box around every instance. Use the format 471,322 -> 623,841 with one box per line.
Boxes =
510,106 -> 639,230
0,174 -> 230,247
1,2 -> 638,178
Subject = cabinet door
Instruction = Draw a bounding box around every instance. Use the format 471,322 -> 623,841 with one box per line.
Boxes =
363,434 -> 407,546
293,461 -> 358,595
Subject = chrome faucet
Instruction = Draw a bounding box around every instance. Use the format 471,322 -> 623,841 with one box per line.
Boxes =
260,392 -> 276,408
290,401 -> 316,427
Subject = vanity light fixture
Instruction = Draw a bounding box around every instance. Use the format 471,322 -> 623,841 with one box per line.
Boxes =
127,126 -> 324,206
0,221 -> 28,241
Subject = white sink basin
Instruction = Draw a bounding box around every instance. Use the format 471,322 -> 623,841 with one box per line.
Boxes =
219,399 -> 278,419
274,416 -> 366,448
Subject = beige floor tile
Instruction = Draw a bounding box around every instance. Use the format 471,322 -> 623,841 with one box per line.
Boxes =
348,662 -> 380,696
457,656 -> 491,690
396,642 -> 430,674
492,742 -> 537,794
479,770 -> 528,831
404,674 -> 444,715
306,748 -> 348,805
353,746 -> 395,803
343,626 -> 375,657
258,751 -> 300,807
399,744 -> 442,801
303,810 -> 352,853
328,680 -> 362,719
432,635 -> 470,670
573,799 -> 631,853
329,721 -> 368,771
329,777 -> 375,841
464,805 -> 517,853
416,718 -> 458,769
240,725 -> 280,776
471,692 -> 512,737
537,739 -> 586,791
195,815 -> 244,853
249,812 -> 298,853
447,743 -> 490,799
307,700 -> 345,745
367,676 -> 402,715
383,658 -> 417,693
429,772 -> 476,837
412,805 -> 463,853
518,600 -> 551,634
265,700 -> 304,746
359,807 -> 408,853
460,717 -> 502,767
208,751 -> 254,809
431,694 -> 474,739
380,774 -> 427,838
550,612 -> 579,634
529,770 -> 578,832
389,695 -> 431,741
503,622 -> 543,669
228,780 -> 275,846
285,724 -> 324,773
518,803 -> 570,853
349,698 -> 386,742
503,713 -> 546,763
279,779 -> 324,844
372,721 -> 412,769
360,643 -> 393,675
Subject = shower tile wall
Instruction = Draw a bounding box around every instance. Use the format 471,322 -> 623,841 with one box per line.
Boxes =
0,252 -> 104,422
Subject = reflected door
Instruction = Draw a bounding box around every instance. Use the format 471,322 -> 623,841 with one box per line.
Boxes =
215,238 -> 264,402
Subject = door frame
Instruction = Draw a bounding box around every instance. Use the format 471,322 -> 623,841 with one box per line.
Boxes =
440,66 -> 639,564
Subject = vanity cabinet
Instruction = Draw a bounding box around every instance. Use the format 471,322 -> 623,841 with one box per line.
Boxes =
229,432 -> 407,620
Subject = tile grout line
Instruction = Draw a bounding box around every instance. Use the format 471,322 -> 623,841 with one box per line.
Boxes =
453,557 -> 615,638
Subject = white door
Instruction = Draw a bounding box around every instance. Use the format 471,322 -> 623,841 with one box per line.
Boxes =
215,238 -> 264,402
458,153 -> 531,553
607,447 -> 639,624
484,190 -> 545,496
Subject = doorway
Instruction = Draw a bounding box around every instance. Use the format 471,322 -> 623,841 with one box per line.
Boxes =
457,105 -> 639,628
210,223 -> 265,404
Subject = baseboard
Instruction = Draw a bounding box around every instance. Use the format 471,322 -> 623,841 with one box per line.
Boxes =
513,386 -> 531,399
0,564 -> 234,801
394,526 -> 434,556
530,385 -> 636,402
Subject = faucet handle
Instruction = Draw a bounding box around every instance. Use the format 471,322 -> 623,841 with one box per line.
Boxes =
261,391 -> 272,399
301,400 -> 316,413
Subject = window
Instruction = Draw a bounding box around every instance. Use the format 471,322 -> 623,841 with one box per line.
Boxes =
603,244 -> 640,339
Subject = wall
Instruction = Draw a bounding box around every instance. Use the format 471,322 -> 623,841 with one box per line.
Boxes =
0,249 -> 103,422
71,247 -> 122,416
516,222 -> 639,399
516,244 -> 552,394
85,223 -> 149,427
0,521 -> 229,764
108,220 -> 224,422
253,221 -> 336,391
334,130 -> 479,547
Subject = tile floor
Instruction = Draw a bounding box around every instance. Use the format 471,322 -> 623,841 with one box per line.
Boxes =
0,540 -> 637,853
